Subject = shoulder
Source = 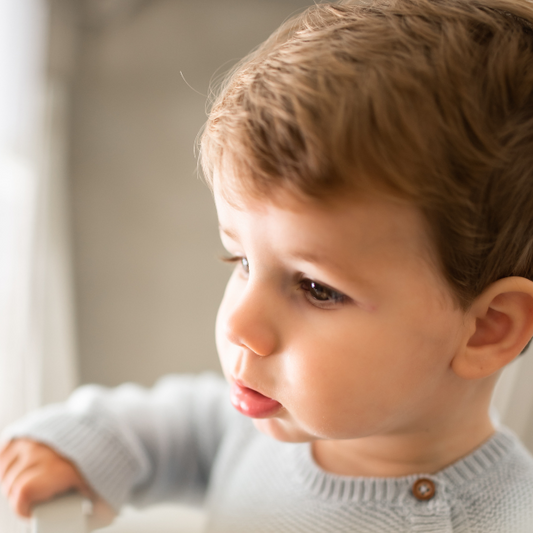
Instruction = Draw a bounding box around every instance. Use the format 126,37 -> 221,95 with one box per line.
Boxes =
448,429 -> 533,533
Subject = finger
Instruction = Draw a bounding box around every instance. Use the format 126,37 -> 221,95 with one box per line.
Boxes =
0,439 -> 13,456
0,455 -> 27,499
7,465 -> 46,518
6,454 -> 59,500
9,462 -> 82,518
1,440 -> 54,490
0,443 -> 19,480
1,447 -> 43,498
0,440 -> 38,479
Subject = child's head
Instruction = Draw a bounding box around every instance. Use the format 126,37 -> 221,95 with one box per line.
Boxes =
201,0 -> 533,449
202,0 -> 533,310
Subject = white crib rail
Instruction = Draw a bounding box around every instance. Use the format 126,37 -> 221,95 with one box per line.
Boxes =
32,493 -> 116,533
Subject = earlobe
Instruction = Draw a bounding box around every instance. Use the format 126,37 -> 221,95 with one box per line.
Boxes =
452,277 -> 533,380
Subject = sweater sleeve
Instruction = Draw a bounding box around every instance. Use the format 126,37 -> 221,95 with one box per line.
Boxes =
1,372 -> 233,511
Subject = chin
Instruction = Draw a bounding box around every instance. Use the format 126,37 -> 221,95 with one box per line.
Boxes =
253,417 -> 316,443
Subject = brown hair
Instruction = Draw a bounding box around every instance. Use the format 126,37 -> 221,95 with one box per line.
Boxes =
200,0 -> 533,310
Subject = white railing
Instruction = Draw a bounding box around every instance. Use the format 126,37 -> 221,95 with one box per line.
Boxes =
31,494 -> 207,533
32,493 -> 116,533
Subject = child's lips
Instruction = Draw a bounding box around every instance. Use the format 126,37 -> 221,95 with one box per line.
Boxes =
230,380 -> 282,418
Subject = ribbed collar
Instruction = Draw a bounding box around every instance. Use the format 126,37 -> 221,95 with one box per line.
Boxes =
290,428 -> 519,504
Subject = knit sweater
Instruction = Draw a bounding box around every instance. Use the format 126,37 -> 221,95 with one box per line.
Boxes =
3,373 -> 533,532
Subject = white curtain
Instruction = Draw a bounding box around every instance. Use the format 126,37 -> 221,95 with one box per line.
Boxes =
0,0 -> 78,529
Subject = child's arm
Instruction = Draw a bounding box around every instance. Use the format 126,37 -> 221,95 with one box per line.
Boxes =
0,373 -> 233,517
0,438 -> 93,517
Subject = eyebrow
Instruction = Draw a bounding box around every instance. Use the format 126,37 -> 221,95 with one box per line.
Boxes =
219,225 -> 340,269
219,226 -> 238,240
286,250 -> 333,266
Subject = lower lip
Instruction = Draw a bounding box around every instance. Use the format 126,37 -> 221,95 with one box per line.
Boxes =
230,381 -> 282,418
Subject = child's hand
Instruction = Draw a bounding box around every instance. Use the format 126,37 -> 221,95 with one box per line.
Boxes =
0,438 -> 93,518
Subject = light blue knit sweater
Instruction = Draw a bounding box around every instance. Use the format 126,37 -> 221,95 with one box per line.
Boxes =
3,373 -> 533,532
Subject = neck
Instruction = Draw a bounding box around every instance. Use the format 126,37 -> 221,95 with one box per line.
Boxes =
312,385 -> 496,478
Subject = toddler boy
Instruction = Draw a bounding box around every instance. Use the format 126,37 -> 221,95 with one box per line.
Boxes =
2,0 -> 533,531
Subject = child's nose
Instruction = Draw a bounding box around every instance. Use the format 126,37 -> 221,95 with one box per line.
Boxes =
224,282 -> 279,357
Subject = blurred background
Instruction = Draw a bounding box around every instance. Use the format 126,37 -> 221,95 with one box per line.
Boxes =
11,0 -> 324,393
0,1 -> 322,530
2,0 -> 533,531
65,0 -> 322,388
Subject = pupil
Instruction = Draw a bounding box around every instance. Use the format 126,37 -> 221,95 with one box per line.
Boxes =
310,281 -> 329,301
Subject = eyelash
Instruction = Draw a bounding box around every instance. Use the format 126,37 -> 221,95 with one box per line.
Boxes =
299,278 -> 346,308
220,254 -> 249,273
219,255 -> 346,309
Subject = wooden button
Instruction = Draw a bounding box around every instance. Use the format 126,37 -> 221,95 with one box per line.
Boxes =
412,478 -> 436,501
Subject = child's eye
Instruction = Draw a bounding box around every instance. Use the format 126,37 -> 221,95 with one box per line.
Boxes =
300,278 -> 346,308
220,255 -> 250,274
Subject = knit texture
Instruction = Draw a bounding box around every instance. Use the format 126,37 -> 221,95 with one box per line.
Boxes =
3,373 -> 533,532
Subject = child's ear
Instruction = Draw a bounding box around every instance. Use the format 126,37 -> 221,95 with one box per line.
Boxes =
452,277 -> 533,380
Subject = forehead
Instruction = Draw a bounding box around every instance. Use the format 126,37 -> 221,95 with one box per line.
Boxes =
215,179 -> 437,273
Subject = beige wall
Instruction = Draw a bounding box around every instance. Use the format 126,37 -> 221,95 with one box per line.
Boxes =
70,0 -> 317,387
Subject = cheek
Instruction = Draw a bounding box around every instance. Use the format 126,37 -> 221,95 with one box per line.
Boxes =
279,332 -> 375,438
278,317 -> 454,439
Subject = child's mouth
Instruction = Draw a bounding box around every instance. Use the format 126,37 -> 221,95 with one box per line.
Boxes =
230,381 -> 282,418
